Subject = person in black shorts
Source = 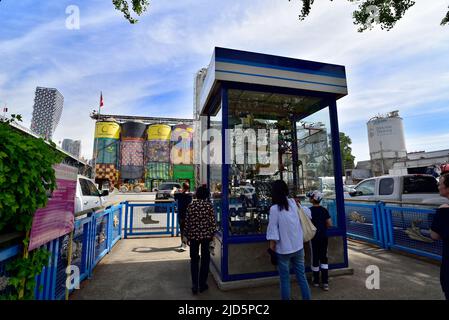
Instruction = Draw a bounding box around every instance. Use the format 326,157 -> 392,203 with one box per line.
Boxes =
430,172 -> 449,300
306,190 -> 332,291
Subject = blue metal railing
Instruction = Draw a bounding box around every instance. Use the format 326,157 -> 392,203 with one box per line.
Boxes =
0,202 -> 124,300
343,200 -> 442,261
124,200 -> 177,238
382,203 -> 442,261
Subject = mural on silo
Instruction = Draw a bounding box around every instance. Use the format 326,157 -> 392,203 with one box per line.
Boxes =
94,120 -> 120,187
94,120 -> 196,192
120,121 -> 146,180
171,124 -> 194,165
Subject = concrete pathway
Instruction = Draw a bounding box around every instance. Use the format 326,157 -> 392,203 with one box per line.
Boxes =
70,238 -> 445,300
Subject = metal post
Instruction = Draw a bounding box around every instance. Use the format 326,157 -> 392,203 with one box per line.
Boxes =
221,86 -> 230,281
130,205 -> 134,235
65,231 -> 74,300
124,201 -> 129,239
328,99 -> 348,268
291,115 -> 299,195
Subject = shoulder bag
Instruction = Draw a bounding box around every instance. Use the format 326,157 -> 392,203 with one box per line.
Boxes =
297,206 -> 317,242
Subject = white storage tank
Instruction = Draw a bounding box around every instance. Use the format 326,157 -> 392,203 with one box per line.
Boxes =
367,110 -> 407,160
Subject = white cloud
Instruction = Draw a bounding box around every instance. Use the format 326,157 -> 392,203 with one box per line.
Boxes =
1,0 -> 449,161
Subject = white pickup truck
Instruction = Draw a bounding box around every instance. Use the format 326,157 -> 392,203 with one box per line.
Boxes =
75,175 -> 109,214
348,174 -> 448,205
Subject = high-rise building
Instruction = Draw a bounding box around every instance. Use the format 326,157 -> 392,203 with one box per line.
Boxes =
30,87 -> 64,140
62,138 -> 81,158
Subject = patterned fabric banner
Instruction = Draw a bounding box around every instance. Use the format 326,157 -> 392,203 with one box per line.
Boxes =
95,138 -> 118,165
120,139 -> 144,166
145,162 -> 171,180
173,164 -> 195,179
146,140 -> 170,163
95,164 -> 119,184
121,165 -> 145,180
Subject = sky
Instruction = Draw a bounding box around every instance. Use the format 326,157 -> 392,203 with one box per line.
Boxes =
1,0 -> 449,163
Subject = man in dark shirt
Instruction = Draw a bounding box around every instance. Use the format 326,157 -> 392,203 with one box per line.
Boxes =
174,182 -> 193,251
430,173 -> 449,300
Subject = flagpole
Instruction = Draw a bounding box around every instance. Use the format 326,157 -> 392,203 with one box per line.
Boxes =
98,91 -> 102,118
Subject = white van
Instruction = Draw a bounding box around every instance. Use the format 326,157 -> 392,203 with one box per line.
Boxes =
75,175 -> 108,214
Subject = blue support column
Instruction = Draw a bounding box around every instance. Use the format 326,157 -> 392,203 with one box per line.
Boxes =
107,208 -> 113,252
130,205 -> 134,235
88,214 -> 95,278
81,221 -> 89,276
207,114 -> 211,191
119,203 -> 123,240
167,204 -> 171,235
221,86 -> 230,281
124,201 -> 129,239
328,99 -> 349,269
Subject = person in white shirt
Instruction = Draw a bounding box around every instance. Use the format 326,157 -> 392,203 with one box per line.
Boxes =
266,180 -> 311,300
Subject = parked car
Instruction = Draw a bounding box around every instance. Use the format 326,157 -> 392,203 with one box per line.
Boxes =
75,175 -> 109,214
343,185 -> 356,198
348,174 -> 447,205
155,182 -> 182,200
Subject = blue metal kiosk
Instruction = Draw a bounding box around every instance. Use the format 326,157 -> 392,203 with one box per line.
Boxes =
198,47 -> 348,283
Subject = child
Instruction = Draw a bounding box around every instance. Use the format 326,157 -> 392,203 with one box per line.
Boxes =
306,190 -> 332,291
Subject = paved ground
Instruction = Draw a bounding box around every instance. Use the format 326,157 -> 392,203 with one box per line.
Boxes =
104,192 -> 157,207
70,238 -> 445,300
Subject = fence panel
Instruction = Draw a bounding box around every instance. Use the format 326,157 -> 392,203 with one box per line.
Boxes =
92,210 -> 110,268
0,245 -> 21,297
1,203 -> 124,300
344,201 -> 384,247
124,201 -> 177,238
72,216 -> 91,283
110,204 -> 123,247
383,204 -> 442,261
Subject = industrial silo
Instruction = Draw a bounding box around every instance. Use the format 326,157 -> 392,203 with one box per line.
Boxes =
367,111 -> 407,175
145,124 -> 172,190
120,121 -> 146,180
93,119 -> 120,188
171,124 -> 195,188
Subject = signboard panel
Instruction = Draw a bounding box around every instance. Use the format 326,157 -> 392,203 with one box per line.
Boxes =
28,164 -> 77,251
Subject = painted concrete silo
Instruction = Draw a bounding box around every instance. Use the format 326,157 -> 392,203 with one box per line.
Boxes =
145,124 -> 172,190
93,118 -> 120,187
171,124 -> 195,188
367,111 -> 407,175
120,121 -> 146,180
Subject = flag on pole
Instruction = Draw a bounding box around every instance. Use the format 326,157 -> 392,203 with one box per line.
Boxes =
99,92 -> 104,108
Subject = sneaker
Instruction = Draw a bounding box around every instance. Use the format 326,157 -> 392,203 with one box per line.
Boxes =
312,283 -> 320,288
322,284 -> 329,291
